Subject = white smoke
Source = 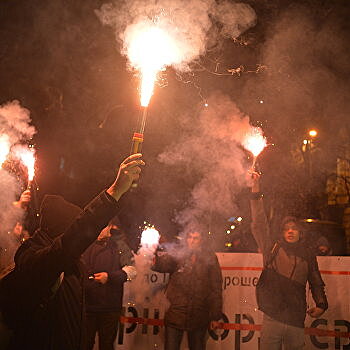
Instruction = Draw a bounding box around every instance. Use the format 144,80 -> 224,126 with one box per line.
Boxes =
158,93 -> 256,234
0,100 -> 36,145
0,170 -> 23,232
129,226 -> 161,304
0,169 -> 24,269
0,100 -> 36,269
96,0 -> 257,72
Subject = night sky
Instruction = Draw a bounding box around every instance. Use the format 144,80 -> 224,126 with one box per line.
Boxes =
1,0 -> 349,248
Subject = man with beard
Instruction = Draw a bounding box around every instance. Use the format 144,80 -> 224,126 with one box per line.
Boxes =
249,172 -> 328,350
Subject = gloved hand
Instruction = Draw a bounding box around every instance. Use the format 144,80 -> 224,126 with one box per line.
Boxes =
122,265 -> 137,281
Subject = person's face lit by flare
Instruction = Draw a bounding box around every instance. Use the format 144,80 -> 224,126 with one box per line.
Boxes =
187,232 -> 202,251
283,222 -> 300,243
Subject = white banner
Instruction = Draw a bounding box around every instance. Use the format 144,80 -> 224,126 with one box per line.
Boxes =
115,253 -> 350,350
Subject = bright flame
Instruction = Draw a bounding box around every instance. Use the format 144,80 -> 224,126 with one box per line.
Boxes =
309,129 -> 317,137
17,147 -> 36,181
0,134 -> 10,166
242,127 -> 267,157
140,227 -> 160,247
126,23 -> 181,107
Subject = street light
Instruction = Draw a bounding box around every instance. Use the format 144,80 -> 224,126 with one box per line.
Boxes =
302,129 -> 318,178
309,129 -> 317,138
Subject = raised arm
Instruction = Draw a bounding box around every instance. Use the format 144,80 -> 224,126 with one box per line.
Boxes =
15,154 -> 144,285
249,172 -> 272,256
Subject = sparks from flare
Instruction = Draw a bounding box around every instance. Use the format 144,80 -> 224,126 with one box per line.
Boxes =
242,127 -> 267,169
0,134 -> 10,166
127,22 -> 181,155
127,23 -> 181,107
16,147 -> 36,183
140,226 -> 160,249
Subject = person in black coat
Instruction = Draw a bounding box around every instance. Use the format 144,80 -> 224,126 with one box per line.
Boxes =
7,154 -> 144,350
82,218 -> 136,350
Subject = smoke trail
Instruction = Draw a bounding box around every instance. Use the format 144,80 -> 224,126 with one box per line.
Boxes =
158,93 -> 255,234
128,227 -> 164,305
96,0 -> 256,72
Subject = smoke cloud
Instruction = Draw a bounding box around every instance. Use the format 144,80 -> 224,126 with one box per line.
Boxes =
0,100 -> 36,269
158,93 -> 255,234
242,4 -> 350,138
129,227 -> 167,307
0,100 -> 36,145
0,169 -> 24,269
0,170 -> 23,232
96,0 -> 256,72
237,3 -> 350,218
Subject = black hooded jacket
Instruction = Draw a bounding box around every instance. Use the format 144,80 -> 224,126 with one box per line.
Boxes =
251,197 -> 328,328
8,191 -> 120,350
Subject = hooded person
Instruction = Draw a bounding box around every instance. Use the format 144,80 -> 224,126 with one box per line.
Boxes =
315,236 -> 332,256
82,216 -> 136,350
249,173 -> 328,350
3,154 -> 144,350
108,215 -> 134,267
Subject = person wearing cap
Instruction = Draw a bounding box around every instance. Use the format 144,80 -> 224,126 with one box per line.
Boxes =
82,217 -> 136,350
7,154 -> 144,350
249,172 -> 328,350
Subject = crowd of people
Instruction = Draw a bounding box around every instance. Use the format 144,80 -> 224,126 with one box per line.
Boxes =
0,158 -> 328,350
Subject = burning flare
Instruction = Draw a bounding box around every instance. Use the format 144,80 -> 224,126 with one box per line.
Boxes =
16,147 -> 36,182
125,22 -> 181,107
140,226 -> 160,248
242,127 -> 267,157
0,134 -> 10,166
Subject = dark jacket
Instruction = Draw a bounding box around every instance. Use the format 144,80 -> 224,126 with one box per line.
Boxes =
251,197 -> 328,328
9,191 -> 120,350
152,248 -> 223,330
82,237 -> 132,313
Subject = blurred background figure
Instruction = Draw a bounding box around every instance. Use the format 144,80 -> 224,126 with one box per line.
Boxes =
82,216 -> 136,350
315,236 -> 332,256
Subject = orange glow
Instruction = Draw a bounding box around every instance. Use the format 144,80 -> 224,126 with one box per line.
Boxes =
126,24 -> 181,107
309,129 -> 317,137
0,134 -> 10,166
242,127 -> 267,157
18,147 -> 36,181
